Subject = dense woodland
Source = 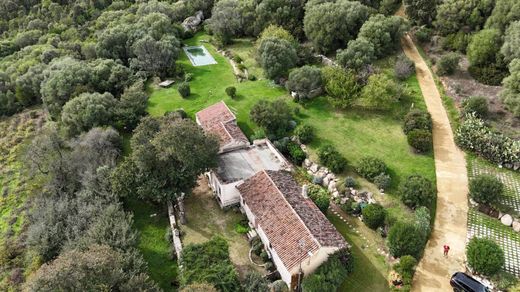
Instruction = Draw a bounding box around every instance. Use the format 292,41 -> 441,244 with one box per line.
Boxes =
0,0 -> 519,291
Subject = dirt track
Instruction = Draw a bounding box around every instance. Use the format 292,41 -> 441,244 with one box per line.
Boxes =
401,35 -> 469,291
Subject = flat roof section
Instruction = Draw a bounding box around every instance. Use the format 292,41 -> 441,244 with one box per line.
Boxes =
216,143 -> 285,183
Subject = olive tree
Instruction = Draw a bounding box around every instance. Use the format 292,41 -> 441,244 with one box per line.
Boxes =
257,37 -> 297,80
286,66 -> 322,100
207,0 -> 243,45
337,38 -> 375,70
501,21 -> 520,64
61,92 -> 117,136
130,34 -> 180,77
403,0 -> 436,26
501,59 -> 520,117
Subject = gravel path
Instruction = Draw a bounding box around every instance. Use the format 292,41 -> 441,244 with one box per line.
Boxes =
401,34 -> 469,292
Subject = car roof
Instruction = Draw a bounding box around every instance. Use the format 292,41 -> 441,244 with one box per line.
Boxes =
452,272 -> 488,292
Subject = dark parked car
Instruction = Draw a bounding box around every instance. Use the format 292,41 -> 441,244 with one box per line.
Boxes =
450,272 -> 490,292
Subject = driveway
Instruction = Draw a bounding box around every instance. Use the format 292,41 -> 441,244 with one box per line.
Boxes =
401,35 -> 469,291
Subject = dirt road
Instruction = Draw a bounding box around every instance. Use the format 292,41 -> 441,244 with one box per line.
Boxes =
401,35 -> 469,291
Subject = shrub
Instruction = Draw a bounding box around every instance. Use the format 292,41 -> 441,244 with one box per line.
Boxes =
250,99 -> 293,138
294,124 -> 314,144
436,53 -> 460,76
355,156 -> 387,181
468,64 -> 508,86
317,145 -> 347,173
461,96 -> 488,118
242,272 -> 269,292
225,86 -> 237,99
414,206 -> 431,240
248,75 -> 257,81
415,27 -> 432,43
403,109 -> 432,135
466,237 -> 504,276
184,73 -> 194,82
395,54 -> 415,81
345,176 -> 357,188
407,129 -> 432,153
301,249 -> 353,292
178,82 -> 190,98
374,173 -> 391,190
237,63 -> 246,71
441,32 -> 471,53
307,185 -> 330,213
455,113 -> 520,168
287,142 -> 306,165
362,203 -> 386,229
233,55 -> 243,63
400,175 -> 435,208
234,221 -> 250,234
394,255 -> 417,284
387,222 -> 425,259
469,175 -> 504,205
286,66 -> 323,100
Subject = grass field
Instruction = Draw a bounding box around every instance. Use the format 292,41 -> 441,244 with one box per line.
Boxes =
125,198 -> 178,291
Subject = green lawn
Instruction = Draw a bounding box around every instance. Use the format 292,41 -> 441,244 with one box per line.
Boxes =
125,198 -> 178,291
328,211 -> 389,292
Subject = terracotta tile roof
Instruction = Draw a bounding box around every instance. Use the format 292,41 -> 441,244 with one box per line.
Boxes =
195,101 -> 248,147
237,170 -> 347,271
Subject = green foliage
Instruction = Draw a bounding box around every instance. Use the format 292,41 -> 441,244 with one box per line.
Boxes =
484,0 -> 520,32
322,66 -> 360,109
307,185 -> 330,213
345,176 -> 357,188
355,156 -> 387,181
407,129 -> 432,153
61,92 -> 117,137
234,221 -> 250,234
207,0 -> 243,45
287,141 -> 306,165
387,222 -> 425,259
466,237 -> 505,276
362,203 -> 386,229
441,32 -> 471,53
130,34 -> 180,77
403,109 -> 432,135
395,54 -> 415,81
414,206 -> 431,240
286,66 -> 323,100
301,249 -> 353,292
374,173 -> 392,190
467,29 -> 502,67
317,144 -> 347,173
399,175 -> 435,208
469,174 -> 504,205
112,116 -> 219,203
501,59 -> 520,117
337,38 -> 376,71
178,82 -> 191,98
254,0 -> 306,38
258,25 -> 296,45
23,245 -> 158,292
303,0 -> 371,53
379,0 -> 403,15
403,0 -> 437,26
242,272 -> 269,292
360,73 -> 401,110
436,53 -> 460,76
415,26 -> 432,43
501,21 -> 520,64
394,255 -> 417,285
180,236 -> 240,291
455,113 -> 520,168
468,62 -> 509,86
461,96 -> 489,118
250,99 -> 293,137
357,14 -> 409,58
434,0 -> 495,35
225,86 -> 237,98
294,124 -> 314,144
257,37 -> 297,80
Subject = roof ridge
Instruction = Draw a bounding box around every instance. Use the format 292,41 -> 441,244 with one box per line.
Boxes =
263,170 -> 322,248
220,100 -> 237,122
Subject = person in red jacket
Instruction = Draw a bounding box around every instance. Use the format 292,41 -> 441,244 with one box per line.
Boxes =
443,244 -> 450,256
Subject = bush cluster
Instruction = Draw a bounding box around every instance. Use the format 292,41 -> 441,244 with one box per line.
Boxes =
178,82 -> 190,98
469,175 -> 504,205
307,185 -> 330,213
294,124 -> 314,144
362,203 -> 386,229
287,141 -> 306,166
414,27 -> 432,43
395,54 -> 415,81
399,175 -> 435,208
436,53 -> 460,76
387,222 -> 425,259
461,96 -> 489,118
466,237 -> 505,276
468,64 -> 508,86
317,145 -> 347,173
355,156 -> 388,182
225,86 -> 237,99
455,113 -> 519,169
301,249 -> 353,292
403,109 -> 433,153
394,255 -> 417,285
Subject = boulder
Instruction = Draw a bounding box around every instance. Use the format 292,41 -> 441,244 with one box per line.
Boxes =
328,181 -> 337,193
304,159 -> 311,168
326,173 -> 335,181
332,191 -> 339,198
513,221 -> 520,233
319,167 -> 329,175
322,177 -> 330,188
310,163 -> 319,173
182,11 -> 204,32
501,214 -> 513,226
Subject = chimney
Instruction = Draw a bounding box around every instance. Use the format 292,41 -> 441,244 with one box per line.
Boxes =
302,184 -> 308,199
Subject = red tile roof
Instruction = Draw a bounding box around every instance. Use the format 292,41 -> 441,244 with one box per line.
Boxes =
195,101 -> 248,147
237,170 -> 347,271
